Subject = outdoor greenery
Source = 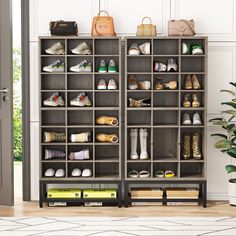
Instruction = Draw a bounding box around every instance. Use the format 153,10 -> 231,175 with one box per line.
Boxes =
209,82 -> 236,174
13,48 -> 22,161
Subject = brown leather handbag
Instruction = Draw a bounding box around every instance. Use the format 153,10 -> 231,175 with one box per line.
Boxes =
168,19 -> 196,36
91,10 -> 116,36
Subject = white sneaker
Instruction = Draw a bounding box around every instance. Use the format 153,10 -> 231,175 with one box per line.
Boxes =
70,60 -> 92,72
108,79 -> 117,90
71,168 -> 82,177
44,168 -> 55,177
82,168 -> 92,177
97,79 -> 107,90
139,42 -> 151,55
182,113 -> 191,125
43,92 -> 65,107
193,112 -> 202,125
70,92 -> 92,107
43,60 -> 65,72
55,169 -> 65,178
71,42 -> 92,55
45,42 -> 65,55
128,43 -> 140,55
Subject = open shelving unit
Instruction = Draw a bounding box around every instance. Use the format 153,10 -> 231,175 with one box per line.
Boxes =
124,36 -> 207,207
39,36 -> 122,207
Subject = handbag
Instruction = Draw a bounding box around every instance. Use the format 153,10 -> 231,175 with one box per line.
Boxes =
168,19 -> 196,36
49,20 -> 78,36
136,17 -> 157,37
91,10 -> 116,36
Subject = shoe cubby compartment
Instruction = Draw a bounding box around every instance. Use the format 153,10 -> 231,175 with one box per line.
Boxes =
153,39 -> 179,55
127,74 -> 151,90
94,39 -> 119,55
41,57 -> 65,73
153,74 -> 179,90
41,145 -> 66,161
153,110 -> 179,126
127,57 -> 151,73
127,110 -> 151,126
67,110 -> 93,126
94,56 -> 119,73
181,57 -> 205,73
95,92 -> 119,107
153,128 -> 178,160
41,110 -> 65,126
180,74 -> 205,90
67,38 -> 93,55
41,162 -> 66,178
95,74 -> 119,90
153,56 -> 179,73
95,162 -> 119,179
181,91 -> 205,108
67,127 -> 93,143
68,145 -> 93,161
40,39 -> 65,55
127,162 -> 151,179
126,39 -> 152,55
41,74 -> 65,90
67,74 -> 93,90
180,110 -> 205,126
181,38 -> 205,55
180,163 -> 204,178
41,91 -> 65,107
153,92 -> 178,107
153,162 -> 178,178
41,127 -> 66,143
67,91 -> 93,107
67,57 -> 93,73
126,128 -> 151,161
95,145 -> 119,161
67,162 -> 93,178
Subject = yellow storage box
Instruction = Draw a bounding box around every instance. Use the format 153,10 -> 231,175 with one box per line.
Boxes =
83,189 -> 117,199
47,188 -> 81,199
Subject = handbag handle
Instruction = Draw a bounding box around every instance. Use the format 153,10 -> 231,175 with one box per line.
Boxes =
97,10 -> 110,17
142,16 -> 152,24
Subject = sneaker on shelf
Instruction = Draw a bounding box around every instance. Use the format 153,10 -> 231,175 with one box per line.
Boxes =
82,168 -> 92,177
44,168 -> 55,177
71,42 -> 92,55
108,59 -> 117,73
182,42 -> 190,55
138,81 -> 151,90
128,43 -> 140,55
191,43 -> 204,55
153,62 -> 166,72
71,168 -> 82,177
98,60 -> 107,73
128,74 -> 138,90
43,92 -> 65,107
69,149 -> 90,160
193,112 -> 202,125
167,58 -> 178,72
97,79 -> 107,90
182,113 -> 191,125
70,60 -> 92,72
44,149 -> 66,160
55,169 -> 65,178
70,92 -> 92,107
139,42 -> 151,55
108,79 -> 117,90
70,131 -> 92,143
43,60 -> 64,72
45,42 -> 65,55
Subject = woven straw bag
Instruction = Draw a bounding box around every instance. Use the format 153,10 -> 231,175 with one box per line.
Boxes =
136,17 -> 157,37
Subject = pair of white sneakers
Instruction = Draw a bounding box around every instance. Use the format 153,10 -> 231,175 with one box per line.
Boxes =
128,42 -> 151,55
44,168 -> 65,178
71,168 -> 92,177
97,79 -> 117,90
182,112 -> 202,125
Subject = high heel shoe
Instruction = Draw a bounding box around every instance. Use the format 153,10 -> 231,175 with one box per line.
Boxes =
192,74 -> 201,90
192,132 -> 202,159
183,94 -> 191,108
192,94 -> 200,108
184,74 -> 192,90
182,133 -> 191,160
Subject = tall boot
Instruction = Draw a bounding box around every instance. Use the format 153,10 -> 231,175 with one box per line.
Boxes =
130,129 -> 138,160
140,128 -> 148,160
182,133 -> 191,160
192,132 -> 202,159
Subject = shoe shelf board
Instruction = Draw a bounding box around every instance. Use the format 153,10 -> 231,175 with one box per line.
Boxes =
39,37 -> 122,186
124,36 -> 207,184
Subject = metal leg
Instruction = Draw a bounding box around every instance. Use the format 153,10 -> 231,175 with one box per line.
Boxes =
203,181 -> 207,208
39,181 -> 44,208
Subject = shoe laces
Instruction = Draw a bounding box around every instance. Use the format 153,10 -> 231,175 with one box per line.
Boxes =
109,60 -> 115,67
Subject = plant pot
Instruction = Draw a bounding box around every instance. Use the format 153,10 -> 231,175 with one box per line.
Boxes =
228,179 -> 236,206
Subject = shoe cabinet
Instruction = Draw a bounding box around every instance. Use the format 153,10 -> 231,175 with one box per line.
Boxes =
39,37 -> 122,207
124,37 -> 207,207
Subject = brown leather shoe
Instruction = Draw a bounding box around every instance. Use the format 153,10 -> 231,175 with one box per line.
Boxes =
184,74 -> 192,90
96,116 -> 118,126
128,74 -> 138,90
154,77 -> 164,90
192,74 -> 201,90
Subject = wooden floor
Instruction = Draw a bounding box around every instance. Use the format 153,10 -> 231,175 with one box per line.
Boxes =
0,199 -> 236,217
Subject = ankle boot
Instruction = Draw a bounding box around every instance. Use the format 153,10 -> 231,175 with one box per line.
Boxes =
70,131 -> 92,143
96,133 -> 119,143
44,132 -> 66,143
192,132 -> 202,159
45,149 -> 66,159
96,116 -> 118,126
154,77 -> 164,90
140,128 -> 149,160
192,74 -> 201,90
183,94 -> 191,108
184,74 -> 192,90
192,94 -> 200,108
130,129 -> 138,160
182,134 -> 191,159
128,74 -> 138,90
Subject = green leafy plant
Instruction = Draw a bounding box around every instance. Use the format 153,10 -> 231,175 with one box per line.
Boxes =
209,82 -> 236,174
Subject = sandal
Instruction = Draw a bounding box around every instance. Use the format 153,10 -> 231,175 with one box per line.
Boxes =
165,170 -> 175,178
155,170 -> 165,178
139,170 -> 150,178
128,170 -> 139,178
129,98 -> 151,107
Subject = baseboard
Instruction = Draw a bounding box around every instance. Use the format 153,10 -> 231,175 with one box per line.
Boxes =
207,193 -> 228,201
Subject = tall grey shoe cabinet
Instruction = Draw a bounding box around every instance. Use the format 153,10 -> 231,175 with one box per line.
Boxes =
124,37 -> 207,207
39,37 -> 122,207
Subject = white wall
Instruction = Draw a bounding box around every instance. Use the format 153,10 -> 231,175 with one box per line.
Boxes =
29,0 -> 236,200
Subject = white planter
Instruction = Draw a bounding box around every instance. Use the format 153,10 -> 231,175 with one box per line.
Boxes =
228,179 -> 236,206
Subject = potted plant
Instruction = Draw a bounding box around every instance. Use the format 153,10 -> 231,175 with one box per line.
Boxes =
209,82 -> 236,206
